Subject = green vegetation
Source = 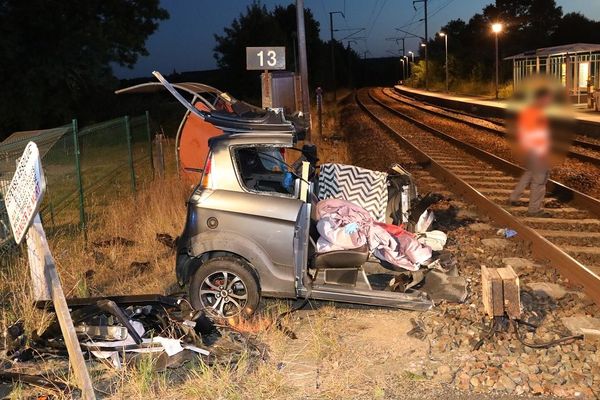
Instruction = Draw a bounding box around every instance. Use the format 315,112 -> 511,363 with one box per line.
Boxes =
410,0 -> 600,97
406,59 -> 514,98
0,0 -> 168,139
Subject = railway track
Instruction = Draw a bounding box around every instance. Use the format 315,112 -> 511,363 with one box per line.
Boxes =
384,87 -> 600,166
356,87 -> 600,305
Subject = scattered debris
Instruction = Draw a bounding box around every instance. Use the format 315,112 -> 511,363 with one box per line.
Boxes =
156,233 -> 176,249
496,228 -> 517,238
0,371 -> 73,392
6,294 -> 214,369
92,236 -> 135,247
419,269 -> 467,303
407,318 -> 427,340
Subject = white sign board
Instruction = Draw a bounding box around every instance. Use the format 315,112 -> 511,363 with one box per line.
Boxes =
246,46 -> 286,70
5,141 -> 46,244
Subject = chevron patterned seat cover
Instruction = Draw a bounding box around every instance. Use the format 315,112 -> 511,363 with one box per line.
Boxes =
318,163 -> 388,222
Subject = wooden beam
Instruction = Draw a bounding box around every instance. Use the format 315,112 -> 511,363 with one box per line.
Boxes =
481,265 -> 504,317
497,266 -> 521,319
27,215 -> 96,399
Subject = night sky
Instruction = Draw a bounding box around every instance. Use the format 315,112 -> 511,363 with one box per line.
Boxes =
113,0 -> 600,79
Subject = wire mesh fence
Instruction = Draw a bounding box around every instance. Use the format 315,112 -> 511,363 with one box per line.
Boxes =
0,112 -> 154,254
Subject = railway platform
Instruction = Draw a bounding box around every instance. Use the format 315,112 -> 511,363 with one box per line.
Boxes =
394,85 -> 600,137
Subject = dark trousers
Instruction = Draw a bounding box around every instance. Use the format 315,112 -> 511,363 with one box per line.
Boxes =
509,154 -> 549,213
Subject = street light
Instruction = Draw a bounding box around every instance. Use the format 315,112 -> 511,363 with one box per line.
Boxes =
439,32 -> 449,92
408,51 -> 414,62
400,58 -> 405,81
403,55 -> 409,79
491,22 -> 503,99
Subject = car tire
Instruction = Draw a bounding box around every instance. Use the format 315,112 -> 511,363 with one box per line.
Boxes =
189,256 -> 260,318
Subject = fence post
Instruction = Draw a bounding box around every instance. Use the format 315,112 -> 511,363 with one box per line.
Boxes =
125,116 -> 136,193
145,110 -> 154,177
72,119 -> 86,240
153,134 -> 165,179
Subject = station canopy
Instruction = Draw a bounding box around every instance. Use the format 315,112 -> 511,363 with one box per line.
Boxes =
505,43 -> 600,60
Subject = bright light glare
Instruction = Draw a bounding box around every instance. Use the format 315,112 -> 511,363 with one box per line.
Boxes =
420,43 -> 426,47
439,32 -> 446,37
492,23 -> 503,33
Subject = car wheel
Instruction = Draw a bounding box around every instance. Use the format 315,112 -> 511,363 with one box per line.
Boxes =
189,257 -> 260,318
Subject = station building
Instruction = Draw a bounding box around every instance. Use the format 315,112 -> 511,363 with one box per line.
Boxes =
505,43 -> 600,104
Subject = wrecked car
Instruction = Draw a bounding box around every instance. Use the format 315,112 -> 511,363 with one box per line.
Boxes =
142,72 -> 441,318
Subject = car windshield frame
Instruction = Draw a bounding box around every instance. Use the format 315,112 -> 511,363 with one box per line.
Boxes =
229,144 -> 299,199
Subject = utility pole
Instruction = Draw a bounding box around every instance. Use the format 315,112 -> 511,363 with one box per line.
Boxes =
329,11 -> 344,102
400,38 -> 407,79
296,0 -> 311,139
347,40 -> 358,89
386,36 -> 407,77
413,0 -> 428,89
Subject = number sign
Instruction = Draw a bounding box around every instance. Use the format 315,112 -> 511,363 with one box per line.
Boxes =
246,46 -> 286,70
5,141 -> 46,244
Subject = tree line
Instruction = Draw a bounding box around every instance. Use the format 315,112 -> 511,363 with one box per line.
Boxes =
0,0 -> 168,140
413,0 -> 600,89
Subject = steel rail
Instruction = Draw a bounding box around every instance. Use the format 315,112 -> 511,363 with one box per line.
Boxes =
356,88 -> 600,306
389,87 -> 600,156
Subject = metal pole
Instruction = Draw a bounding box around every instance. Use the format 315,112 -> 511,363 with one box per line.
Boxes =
424,0 -> 428,90
445,35 -> 449,92
71,119 -> 86,240
124,116 -> 136,193
296,0 -> 312,140
292,31 -> 298,74
316,87 -> 323,137
400,59 -> 405,80
330,12 -> 336,102
495,33 -> 499,99
145,110 -> 154,176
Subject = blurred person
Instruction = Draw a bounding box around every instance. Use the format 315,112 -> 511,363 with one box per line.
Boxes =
508,87 -> 554,217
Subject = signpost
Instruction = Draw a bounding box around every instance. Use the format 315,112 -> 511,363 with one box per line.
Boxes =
5,142 -> 96,399
247,46 -> 286,110
246,46 -> 286,70
5,142 -> 46,245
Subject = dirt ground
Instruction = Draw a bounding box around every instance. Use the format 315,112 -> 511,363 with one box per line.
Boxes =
1,91 -> 599,399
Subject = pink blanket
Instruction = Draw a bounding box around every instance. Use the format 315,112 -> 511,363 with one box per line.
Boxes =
315,199 -> 432,271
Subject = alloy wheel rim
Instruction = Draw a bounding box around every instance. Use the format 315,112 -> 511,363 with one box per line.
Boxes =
199,270 -> 249,317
